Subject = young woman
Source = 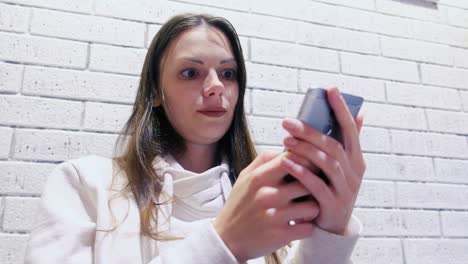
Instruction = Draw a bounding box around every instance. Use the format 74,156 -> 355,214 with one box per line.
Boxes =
25,13 -> 365,264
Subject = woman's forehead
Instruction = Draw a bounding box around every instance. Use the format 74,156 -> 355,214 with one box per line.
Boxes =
166,26 -> 234,61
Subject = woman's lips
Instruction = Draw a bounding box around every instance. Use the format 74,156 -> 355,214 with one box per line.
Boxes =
198,110 -> 226,117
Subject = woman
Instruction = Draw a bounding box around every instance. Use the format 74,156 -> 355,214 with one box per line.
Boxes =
25,13 -> 365,264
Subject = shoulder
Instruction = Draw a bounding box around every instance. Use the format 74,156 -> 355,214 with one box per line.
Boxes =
48,155 -> 120,191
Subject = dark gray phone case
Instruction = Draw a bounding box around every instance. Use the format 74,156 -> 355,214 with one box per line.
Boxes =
284,88 -> 364,200
297,88 -> 364,144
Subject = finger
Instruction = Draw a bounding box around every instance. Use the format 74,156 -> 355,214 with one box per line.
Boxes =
283,140 -> 349,195
283,119 -> 346,167
240,151 -> 280,178
284,151 -> 320,174
248,153 -> 292,188
280,156 -> 334,208
284,223 -> 314,242
277,201 -> 319,224
326,87 -> 361,154
356,112 -> 364,135
257,181 -> 311,209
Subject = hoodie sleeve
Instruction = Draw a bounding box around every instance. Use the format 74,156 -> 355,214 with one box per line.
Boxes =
284,215 -> 362,264
24,161 -> 96,264
148,218 -> 239,264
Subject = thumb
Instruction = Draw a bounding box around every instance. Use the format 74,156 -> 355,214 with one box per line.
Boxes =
239,151 -> 280,178
356,113 -> 364,135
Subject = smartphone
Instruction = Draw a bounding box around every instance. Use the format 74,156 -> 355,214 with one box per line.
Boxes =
283,88 -> 364,201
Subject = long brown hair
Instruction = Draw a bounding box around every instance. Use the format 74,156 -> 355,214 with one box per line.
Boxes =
113,13 -> 288,263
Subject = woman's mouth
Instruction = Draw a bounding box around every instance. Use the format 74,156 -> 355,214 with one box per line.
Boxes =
198,110 -> 226,117
198,107 -> 227,117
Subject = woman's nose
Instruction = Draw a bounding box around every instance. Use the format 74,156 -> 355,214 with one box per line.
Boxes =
203,69 -> 224,97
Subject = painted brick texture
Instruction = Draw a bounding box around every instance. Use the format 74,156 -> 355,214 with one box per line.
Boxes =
0,1 -> 467,263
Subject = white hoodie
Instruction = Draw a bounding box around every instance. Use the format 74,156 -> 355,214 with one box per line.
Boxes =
25,155 -> 361,264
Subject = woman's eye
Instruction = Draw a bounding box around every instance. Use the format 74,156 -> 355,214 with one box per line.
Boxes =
180,69 -> 199,79
222,69 -> 237,80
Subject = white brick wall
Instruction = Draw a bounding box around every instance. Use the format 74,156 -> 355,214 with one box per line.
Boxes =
0,0 -> 467,263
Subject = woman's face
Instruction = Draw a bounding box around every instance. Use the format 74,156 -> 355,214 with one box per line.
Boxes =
158,25 -> 239,145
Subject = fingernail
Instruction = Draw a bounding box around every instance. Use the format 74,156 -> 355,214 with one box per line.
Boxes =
284,137 -> 298,146
330,88 -> 340,101
282,157 -> 295,168
283,118 -> 301,132
282,157 -> 300,171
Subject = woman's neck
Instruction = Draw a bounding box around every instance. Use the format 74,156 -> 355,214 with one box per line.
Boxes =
175,142 -> 218,173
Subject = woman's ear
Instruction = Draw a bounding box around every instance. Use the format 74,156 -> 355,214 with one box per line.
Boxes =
152,97 -> 161,107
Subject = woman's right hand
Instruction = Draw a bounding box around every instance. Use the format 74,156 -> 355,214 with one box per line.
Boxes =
212,151 -> 320,263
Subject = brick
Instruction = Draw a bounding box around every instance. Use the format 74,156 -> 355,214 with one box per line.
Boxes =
440,0 -> 468,9
225,12 -> 297,42
298,22 -> 380,55
434,158 -> 468,184
360,127 -> 391,152
89,44 -> 146,75
316,0 -> 375,10
0,3 -> 29,33
251,39 -> 339,72
404,239 -> 468,264
247,63 -> 298,92
397,182 -> 468,210
337,7 -> 413,38
361,102 -> 427,130
391,130 -> 468,158
447,6 -> 468,28
363,153 -> 435,182
400,210 -> 441,236
355,180 -> 395,207
386,82 -> 462,110
239,37 -> 249,61
0,95 -> 83,129
341,52 -> 419,83
0,161 -> 53,195
454,47 -> 468,69
248,116 -> 286,145
0,62 -> 23,93
0,233 -> 29,264
22,66 -> 138,104
3,197 -> 41,232
31,8 -> 145,47
441,211 -> 468,237
426,109 -> 468,134
354,208 -> 440,236
146,24 -> 162,48
421,64 -> 468,90
83,102 -> 132,132
462,91 -> 468,111
95,0 -> 167,23
251,0 -> 338,25
251,90 -> 303,118
3,0 -> 92,13
180,0 -> 250,11
376,0 -> 448,23
381,36 -> 453,66
13,129 -> 118,162
299,70 -> 386,102
0,127 -> 13,159
0,32 -> 87,69
412,20 -> 468,48
352,238 -> 403,264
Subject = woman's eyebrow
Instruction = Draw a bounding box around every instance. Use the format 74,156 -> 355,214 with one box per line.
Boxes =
181,57 -> 236,65
220,58 -> 236,65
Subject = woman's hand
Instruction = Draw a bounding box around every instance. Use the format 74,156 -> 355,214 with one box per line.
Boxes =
281,87 -> 366,235
212,152 -> 320,263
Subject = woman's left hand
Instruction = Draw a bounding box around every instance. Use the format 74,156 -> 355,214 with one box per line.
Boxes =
280,87 -> 366,236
